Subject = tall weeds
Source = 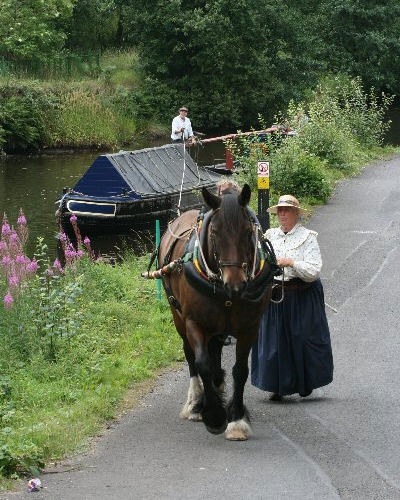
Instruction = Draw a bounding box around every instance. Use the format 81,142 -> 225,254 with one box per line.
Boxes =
232,75 -> 394,205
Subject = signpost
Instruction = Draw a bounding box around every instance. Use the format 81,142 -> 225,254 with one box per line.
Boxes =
257,160 -> 270,231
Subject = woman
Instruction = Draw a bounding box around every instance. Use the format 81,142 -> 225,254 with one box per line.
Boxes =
251,195 -> 333,400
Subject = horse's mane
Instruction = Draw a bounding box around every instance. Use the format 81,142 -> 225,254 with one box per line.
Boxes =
219,188 -> 243,231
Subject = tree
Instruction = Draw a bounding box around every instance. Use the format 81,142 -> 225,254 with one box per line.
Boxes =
0,0 -> 74,61
124,0 -> 320,129
318,0 -> 400,93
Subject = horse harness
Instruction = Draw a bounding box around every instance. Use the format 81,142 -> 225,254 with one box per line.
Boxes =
143,207 -> 280,316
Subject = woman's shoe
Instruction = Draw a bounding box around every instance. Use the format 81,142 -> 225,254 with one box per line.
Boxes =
269,393 -> 283,401
299,390 -> 312,397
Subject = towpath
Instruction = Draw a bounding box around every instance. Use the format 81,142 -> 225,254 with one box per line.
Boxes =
4,155 -> 400,499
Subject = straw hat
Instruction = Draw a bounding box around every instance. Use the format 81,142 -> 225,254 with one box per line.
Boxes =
267,195 -> 309,216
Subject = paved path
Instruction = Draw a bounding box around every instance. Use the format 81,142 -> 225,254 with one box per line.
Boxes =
4,155 -> 400,499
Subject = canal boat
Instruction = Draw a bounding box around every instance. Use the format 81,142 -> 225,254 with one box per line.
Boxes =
56,143 -> 224,237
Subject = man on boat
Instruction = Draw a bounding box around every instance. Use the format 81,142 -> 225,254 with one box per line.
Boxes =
171,106 -> 194,143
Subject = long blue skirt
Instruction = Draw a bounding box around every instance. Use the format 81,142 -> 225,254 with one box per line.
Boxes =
251,279 -> 333,395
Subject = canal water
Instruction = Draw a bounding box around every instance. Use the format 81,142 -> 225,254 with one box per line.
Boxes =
0,138 -> 225,257
1,113 -> 399,258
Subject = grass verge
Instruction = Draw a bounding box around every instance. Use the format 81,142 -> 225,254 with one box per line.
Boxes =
0,254 -> 183,489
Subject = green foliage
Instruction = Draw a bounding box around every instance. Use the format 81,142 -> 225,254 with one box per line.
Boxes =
50,89 -> 122,149
316,0 -> 400,93
0,82 -> 59,152
290,75 -> 393,169
231,75 -> 391,204
125,0 -> 320,129
0,0 -> 73,62
0,442 -> 44,478
29,238 -> 83,360
269,140 -> 332,202
0,252 -> 181,482
66,0 -> 119,52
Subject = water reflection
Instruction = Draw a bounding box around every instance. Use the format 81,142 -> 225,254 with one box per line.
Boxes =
0,139 -> 225,257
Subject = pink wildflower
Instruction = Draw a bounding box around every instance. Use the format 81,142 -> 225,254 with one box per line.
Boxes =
65,249 -> 77,259
26,259 -> 39,273
53,258 -> 63,271
1,256 -> 12,266
83,236 -> 90,245
8,275 -> 20,287
0,241 -> 6,251
4,292 -> 13,309
76,249 -> 84,258
58,232 -> 67,242
1,222 -> 11,236
17,210 -> 27,225
9,231 -> 19,248
15,255 -> 26,264
70,214 -> 78,222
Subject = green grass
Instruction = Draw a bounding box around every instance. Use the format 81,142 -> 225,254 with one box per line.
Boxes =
100,49 -> 141,87
0,254 -> 183,488
0,49 -> 166,152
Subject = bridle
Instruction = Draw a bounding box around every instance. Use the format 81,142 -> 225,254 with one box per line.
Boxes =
208,207 -> 260,281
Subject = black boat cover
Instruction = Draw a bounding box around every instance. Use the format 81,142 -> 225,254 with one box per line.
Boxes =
73,144 -> 222,199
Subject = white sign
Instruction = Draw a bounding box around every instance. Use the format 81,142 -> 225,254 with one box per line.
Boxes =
257,161 -> 270,177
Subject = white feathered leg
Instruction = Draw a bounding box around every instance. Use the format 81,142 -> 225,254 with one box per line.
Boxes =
180,376 -> 203,421
224,418 -> 253,441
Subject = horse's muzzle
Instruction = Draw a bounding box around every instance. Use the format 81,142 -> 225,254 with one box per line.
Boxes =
223,279 -> 248,299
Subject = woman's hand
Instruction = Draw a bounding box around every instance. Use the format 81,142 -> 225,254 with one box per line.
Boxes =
277,257 -> 294,268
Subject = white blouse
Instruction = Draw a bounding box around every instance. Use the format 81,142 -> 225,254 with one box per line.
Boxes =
265,223 -> 322,282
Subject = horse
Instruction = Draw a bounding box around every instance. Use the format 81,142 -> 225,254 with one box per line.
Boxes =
156,184 -> 278,440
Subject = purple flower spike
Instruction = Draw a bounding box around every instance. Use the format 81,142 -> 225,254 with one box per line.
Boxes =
58,232 -> 67,242
17,211 -> 27,225
53,258 -> 63,270
15,255 -> 26,263
26,260 -> 39,273
83,236 -> 90,245
1,222 -> 11,236
76,249 -> 84,258
0,241 -> 6,251
4,293 -> 13,309
9,231 -> 18,243
70,214 -> 78,222
1,256 -> 12,266
8,275 -> 20,287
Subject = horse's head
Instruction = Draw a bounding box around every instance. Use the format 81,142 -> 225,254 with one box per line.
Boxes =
202,184 -> 253,299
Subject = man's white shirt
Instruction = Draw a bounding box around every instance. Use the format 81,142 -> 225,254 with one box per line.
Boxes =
171,116 -> 193,140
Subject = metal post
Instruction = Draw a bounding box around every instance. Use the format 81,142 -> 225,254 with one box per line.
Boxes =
257,160 -> 270,231
155,219 -> 162,300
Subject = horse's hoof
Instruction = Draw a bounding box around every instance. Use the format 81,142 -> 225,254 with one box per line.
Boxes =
188,412 -> 202,421
206,421 -> 227,435
224,420 -> 252,441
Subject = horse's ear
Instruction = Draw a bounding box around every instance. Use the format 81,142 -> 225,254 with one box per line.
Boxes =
238,183 -> 251,207
202,187 -> 221,210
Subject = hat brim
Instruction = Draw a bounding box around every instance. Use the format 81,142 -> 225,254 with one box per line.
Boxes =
267,203 -> 309,216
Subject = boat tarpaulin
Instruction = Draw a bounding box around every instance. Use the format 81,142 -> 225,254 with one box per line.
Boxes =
73,144 -> 221,198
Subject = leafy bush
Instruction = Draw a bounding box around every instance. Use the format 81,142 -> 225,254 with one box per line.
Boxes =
296,121 -> 358,171
0,82 -> 59,152
286,75 -> 394,168
269,139 -> 332,202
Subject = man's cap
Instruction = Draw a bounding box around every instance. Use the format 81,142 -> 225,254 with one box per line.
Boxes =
179,106 -> 188,112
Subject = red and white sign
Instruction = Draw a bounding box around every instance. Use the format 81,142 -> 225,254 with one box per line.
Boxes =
257,161 -> 270,177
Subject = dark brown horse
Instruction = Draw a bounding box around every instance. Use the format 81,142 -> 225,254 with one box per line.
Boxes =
157,184 -> 277,440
